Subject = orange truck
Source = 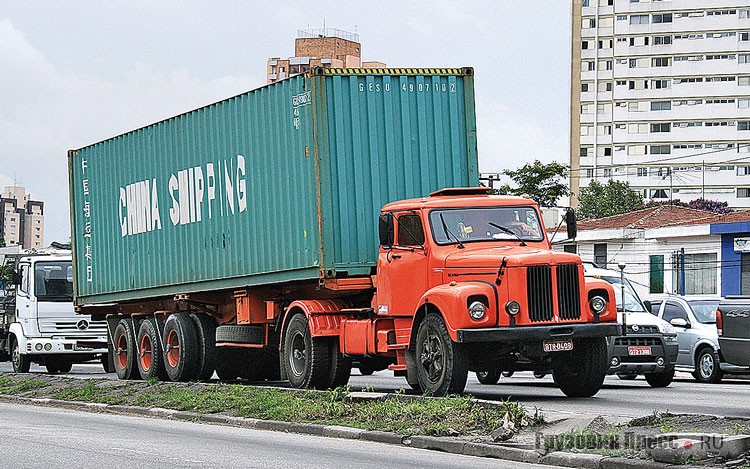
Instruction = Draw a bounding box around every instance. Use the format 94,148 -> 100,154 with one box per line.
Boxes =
69,69 -> 618,397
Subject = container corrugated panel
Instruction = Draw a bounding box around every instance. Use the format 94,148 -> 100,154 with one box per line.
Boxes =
69,68 -> 477,305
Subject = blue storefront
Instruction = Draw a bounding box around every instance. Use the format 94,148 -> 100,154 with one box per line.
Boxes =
711,220 -> 750,297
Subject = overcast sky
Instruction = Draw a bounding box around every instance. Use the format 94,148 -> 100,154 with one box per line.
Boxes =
1,1 -> 571,243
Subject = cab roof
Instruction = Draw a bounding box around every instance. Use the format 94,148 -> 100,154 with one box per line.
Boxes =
381,188 -> 539,212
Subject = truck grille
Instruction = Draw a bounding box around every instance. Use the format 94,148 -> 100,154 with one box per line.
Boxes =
38,319 -> 108,335
557,264 -> 581,320
614,337 -> 661,347
527,264 -> 581,322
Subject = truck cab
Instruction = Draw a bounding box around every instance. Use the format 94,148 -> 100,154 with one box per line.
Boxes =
0,251 -> 108,373
372,189 -> 620,396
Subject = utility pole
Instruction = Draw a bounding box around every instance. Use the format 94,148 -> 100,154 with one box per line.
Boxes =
702,160 -> 705,200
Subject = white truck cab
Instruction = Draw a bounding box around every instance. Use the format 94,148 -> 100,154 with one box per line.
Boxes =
0,250 -> 108,373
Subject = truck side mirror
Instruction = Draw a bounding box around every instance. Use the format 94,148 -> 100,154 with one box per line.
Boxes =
643,300 -> 652,313
378,213 -> 394,247
565,209 -> 577,239
10,270 -> 21,286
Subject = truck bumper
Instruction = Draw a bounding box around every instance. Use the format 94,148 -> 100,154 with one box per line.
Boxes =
606,335 -> 678,374
24,337 -> 108,355
456,323 -> 621,343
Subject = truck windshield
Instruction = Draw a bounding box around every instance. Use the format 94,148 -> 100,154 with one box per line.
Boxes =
600,276 -> 647,313
429,207 -> 544,245
688,300 -> 720,324
34,261 -> 73,302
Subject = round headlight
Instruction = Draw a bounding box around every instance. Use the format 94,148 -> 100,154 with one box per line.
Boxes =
505,301 -> 521,316
43,343 -> 52,351
469,301 -> 486,320
589,296 -> 606,314
35,343 -> 43,351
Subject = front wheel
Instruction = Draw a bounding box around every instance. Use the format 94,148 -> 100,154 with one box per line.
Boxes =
476,369 -> 501,385
551,337 -> 608,398
645,367 -> 675,388
414,313 -> 468,396
11,337 -> 31,373
693,347 -> 723,383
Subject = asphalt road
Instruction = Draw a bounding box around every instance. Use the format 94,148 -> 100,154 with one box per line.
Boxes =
2,362 -> 748,421
0,402 -> 553,469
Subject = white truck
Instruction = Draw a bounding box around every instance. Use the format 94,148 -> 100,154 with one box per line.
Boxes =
0,250 -> 108,373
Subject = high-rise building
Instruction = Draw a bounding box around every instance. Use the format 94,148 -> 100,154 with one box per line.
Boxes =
0,185 -> 44,249
267,28 -> 386,84
571,1 -> 750,207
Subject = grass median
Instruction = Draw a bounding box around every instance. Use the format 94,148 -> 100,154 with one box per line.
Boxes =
0,373 -> 543,437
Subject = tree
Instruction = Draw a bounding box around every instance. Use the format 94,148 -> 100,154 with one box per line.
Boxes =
498,160 -> 570,207
643,198 -> 732,214
577,180 -> 643,219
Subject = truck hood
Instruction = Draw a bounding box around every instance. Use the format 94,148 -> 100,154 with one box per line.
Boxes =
444,245 -> 582,269
36,300 -> 75,319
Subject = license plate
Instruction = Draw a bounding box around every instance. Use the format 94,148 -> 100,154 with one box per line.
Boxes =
628,346 -> 652,356
543,339 -> 574,353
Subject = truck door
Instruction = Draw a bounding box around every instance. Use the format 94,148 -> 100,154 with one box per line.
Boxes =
15,263 -> 33,321
377,213 -> 429,317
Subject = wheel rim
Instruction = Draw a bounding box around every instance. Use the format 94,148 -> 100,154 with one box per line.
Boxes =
166,329 -> 180,368
420,331 -> 444,383
477,371 -> 488,379
115,332 -> 128,370
140,334 -> 153,372
289,330 -> 306,377
700,352 -> 714,378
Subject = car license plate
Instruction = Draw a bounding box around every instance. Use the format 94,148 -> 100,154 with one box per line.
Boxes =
628,346 -> 652,356
543,339 -> 574,353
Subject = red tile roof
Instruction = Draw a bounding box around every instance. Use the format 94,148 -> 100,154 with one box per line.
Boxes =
571,206 -> 750,231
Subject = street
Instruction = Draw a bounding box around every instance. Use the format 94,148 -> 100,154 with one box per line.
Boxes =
2,362 -> 748,421
0,402 -> 553,469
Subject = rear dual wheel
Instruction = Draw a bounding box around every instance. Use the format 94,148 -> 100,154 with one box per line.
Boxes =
163,313 -> 200,382
113,319 -> 141,380
137,318 -> 168,380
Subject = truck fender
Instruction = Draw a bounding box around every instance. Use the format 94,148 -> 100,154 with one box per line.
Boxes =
411,282 -> 499,344
279,299 -> 349,344
583,278 -> 617,322
8,323 -> 28,354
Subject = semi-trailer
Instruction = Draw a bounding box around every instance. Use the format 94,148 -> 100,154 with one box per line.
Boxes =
69,67 -> 618,396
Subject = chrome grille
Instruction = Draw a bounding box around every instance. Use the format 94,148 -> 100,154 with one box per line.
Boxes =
557,264 -> 581,320
38,319 -> 108,335
527,265 -> 553,322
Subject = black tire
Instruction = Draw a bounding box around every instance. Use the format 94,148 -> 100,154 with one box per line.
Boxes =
617,373 -> 638,380
45,360 -> 60,374
215,347 -> 245,381
551,337 -> 608,398
101,354 -> 114,373
113,319 -> 140,380
137,318 -> 168,380
11,336 -> 31,373
502,371 -> 515,378
645,367 -> 675,388
162,313 -> 200,382
476,369 -> 502,385
190,313 -> 218,381
215,325 -> 264,344
358,364 -> 375,376
414,313 -> 468,396
692,347 -> 723,383
282,313 -> 330,389
327,339 -> 351,388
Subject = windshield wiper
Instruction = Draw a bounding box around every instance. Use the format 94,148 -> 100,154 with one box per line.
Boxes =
488,222 -> 526,246
439,213 -> 464,249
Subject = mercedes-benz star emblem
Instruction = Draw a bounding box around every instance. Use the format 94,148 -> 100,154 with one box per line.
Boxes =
631,324 -> 639,332
76,320 -> 89,331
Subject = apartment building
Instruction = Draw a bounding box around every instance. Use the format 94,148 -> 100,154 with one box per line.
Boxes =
267,28 -> 386,84
571,1 -> 750,208
0,185 -> 44,249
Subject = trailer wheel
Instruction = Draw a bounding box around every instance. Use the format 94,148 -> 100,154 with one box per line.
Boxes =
137,318 -> 168,380
162,313 -> 200,382
282,313 -> 330,389
113,319 -> 140,380
190,313 -> 218,381
551,337 -> 608,397
415,313 -> 469,396
10,336 -> 31,373
476,369 -> 502,385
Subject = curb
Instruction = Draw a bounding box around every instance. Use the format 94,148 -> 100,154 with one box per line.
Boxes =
0,394 -> 679,468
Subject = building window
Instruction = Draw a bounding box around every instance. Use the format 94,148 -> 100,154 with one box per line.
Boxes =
629,123 -> 649,134
738,188 -> 750,198
737,166 -> 750,176
603,168 -> 612,178
651,123 -> 671,133
739,76 -> 750,86
741,32 -> 749,42
586,168 -> 594,178
583,18 -> 596,28
739,99 -> 750,109
652,57 -> 671,67
650,145 -> 671,154
650,189 -> 670,199
582,40 -> 589,50
674,253 -> 717,295
581,83 -> 590,92
652,13 -> 672,23
653,35 -> 672,45
628,145 -> 647,155
651,101 -> 671,111
740,54 -> 750,64
580,147 -> 590,158
594,244 -> 607,268
650,255 -> 664,294
630,15 -> 649,25
653,79 -> 670,89
739,121 -> 750,131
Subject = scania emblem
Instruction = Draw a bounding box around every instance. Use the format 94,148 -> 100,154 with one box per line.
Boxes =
76,320 -> 89,331
631,324 -> 639,332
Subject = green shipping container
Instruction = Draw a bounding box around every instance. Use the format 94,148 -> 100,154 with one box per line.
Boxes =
69,68 -> 478,305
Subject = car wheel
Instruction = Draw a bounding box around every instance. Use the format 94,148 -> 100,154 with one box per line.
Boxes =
692,347 -> 723,384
